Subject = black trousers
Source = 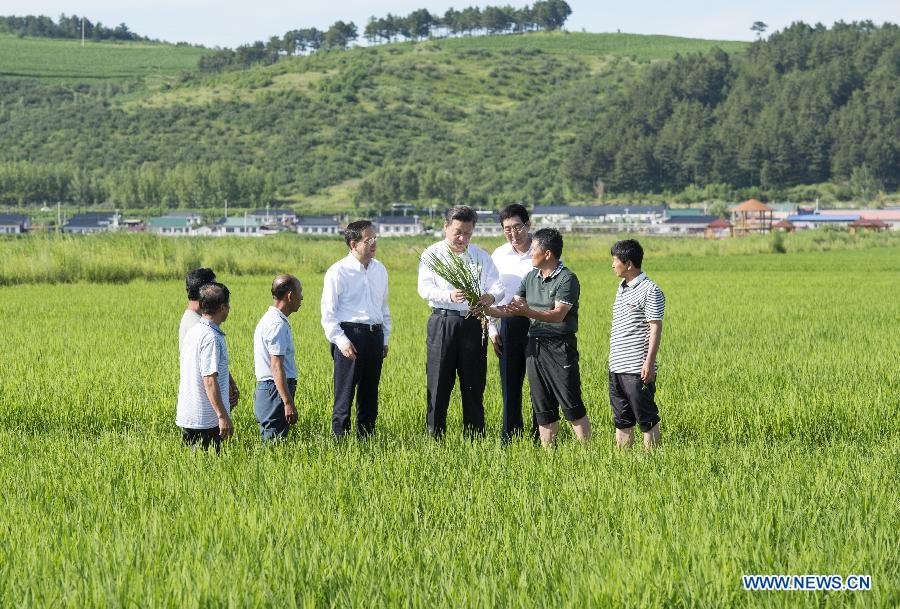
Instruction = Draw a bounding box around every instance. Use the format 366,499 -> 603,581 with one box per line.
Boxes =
181,427 -> 222,453
498,316 -> 537,442
426,312 -> 487,436
332,323 -> 384,437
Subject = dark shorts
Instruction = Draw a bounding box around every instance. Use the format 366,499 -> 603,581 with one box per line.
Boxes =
526,334 -> 587,425
181,426 -> 222,453
254,379 -> 297,441
608,371 -> 661,433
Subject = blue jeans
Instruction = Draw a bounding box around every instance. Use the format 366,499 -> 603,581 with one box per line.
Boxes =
254,379 -> 296,441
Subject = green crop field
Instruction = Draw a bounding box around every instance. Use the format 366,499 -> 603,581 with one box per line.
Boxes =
0,33 -> 211,81
0,234 -> 897,608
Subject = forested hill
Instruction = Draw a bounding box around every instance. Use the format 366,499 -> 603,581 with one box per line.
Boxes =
0,23 -> 895,212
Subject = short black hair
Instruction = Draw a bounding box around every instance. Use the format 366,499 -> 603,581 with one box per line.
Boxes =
271,275 -> 300,300
444,205 -> 477,225
185,268 -> 215,301
611,239 -> 644,268
344,220 -> 373,247
198,282 -> 230,316
533,228 -> 563,260
499,203 -> 529,225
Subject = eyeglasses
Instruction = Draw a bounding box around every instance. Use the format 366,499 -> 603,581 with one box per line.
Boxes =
502,223 -> 527,235
363,235 -> 378,245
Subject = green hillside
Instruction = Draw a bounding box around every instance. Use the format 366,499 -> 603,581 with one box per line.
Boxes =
0,33 -> 211,82
1,25 -> 894,211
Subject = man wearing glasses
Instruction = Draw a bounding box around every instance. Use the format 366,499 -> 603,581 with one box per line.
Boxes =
321,220 -> 392,438
490,204 -> 538,442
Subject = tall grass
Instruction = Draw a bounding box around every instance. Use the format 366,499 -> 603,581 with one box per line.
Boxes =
2,230 -> 897,286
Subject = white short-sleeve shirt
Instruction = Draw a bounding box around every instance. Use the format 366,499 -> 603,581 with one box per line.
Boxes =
176,318 -> 231,429
254,306 -> 297,381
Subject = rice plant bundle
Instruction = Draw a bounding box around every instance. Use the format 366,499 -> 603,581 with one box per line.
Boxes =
422,245 -> 489,341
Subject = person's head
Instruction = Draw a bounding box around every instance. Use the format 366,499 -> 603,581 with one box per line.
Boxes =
271,274 -> 303,315
443,205 -> 477,254
499,204 -> 531,250
345,220 -> 377,261
531,228 -> 563,269
186,268 -> 216,302
610,239 -> 644,278
199,282 -> 230,323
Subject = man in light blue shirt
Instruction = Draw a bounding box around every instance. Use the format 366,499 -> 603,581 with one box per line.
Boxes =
253,274 -> 303,441
176,282 -> 234,452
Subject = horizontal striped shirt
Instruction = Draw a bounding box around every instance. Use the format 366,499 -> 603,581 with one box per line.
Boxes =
176,318 -> 231,429
608,272 -> 665,374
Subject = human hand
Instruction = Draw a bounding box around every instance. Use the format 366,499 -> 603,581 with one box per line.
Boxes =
218,415 -> 234,440
506,299 -> 528,316
491,333 -> 503,358
477,293 -> 495,307
340,342 -> 357,361
450,289 -> 467,303
383,345 -> 389,358
640,363 -> 657,385
284,402 -> 298,425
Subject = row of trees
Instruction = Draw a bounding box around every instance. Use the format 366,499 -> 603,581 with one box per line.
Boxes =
0,161 -> 274,208
363,1 -> 573,43
198,1 -> 571,74
0,14 -> 145,42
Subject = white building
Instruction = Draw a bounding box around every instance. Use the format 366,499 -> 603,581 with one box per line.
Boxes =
297,216 -> 341,235
0,214 -> 30,234
374,215 -> 424,236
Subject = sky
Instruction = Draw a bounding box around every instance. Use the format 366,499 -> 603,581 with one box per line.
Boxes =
4,1 -> 899,48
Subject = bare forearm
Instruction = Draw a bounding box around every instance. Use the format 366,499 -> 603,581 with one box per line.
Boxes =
202,376 -> 228,418
270,357 -> 293,406
526,308 -> 568,323
645,323 -> 663,367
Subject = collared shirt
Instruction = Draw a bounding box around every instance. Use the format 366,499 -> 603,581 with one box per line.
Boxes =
489,240 -> 534,338
321,253 -> 392,348
176,318 -> 230,429
178,308 -> 201,353
517,262 -> 579,337
417,241 -> 504,312
608,272 -> 665,374
254,306 -> 298,381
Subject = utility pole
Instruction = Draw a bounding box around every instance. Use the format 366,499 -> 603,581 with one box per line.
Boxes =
81,18 -> 85,48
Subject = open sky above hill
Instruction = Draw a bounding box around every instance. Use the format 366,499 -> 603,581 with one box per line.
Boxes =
6,1 -> 900,48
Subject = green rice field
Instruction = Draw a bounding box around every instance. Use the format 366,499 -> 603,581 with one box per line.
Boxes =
0,235 -> 897,608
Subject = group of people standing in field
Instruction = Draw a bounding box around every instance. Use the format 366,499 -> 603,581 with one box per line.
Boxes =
176,204 -> 666,451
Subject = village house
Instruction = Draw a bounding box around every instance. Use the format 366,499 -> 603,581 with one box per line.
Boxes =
148,216 -> 194,236
62,212 -> 120,234
218,216 -> 263,236
0,213 -> 31,234
296,216 -> 341,235
374,215 -> 425,236
249,208 -> 298,226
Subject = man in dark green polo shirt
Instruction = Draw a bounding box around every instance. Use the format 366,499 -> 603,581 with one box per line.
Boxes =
490,228 -> 592,447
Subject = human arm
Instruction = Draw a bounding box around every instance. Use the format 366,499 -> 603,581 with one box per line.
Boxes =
202,373 -> 233,439
381,265 -> 391,357
505,297 -> 573,323
418,252 -> 455,304
270,354 -> 297,425
321,267 -> 352,351
640,321 -> 663,383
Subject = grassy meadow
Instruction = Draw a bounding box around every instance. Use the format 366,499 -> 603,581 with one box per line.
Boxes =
0,33 -> 210,82
0,234 -> 897,608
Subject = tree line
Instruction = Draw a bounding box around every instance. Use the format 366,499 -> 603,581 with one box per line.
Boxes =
0,14 -> 145,42
0,161 -> 273,208
198,1 -> 571,74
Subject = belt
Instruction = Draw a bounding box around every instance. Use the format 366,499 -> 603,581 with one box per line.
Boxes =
340,321 -> 383,332
431,308 -> 465,317
259,378 -> 297,384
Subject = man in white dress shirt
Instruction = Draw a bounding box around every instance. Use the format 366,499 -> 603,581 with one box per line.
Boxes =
176,282 -> 234,452
490,204 -> 538,443
253,274 -> 303,441
321,220 -> 392,438
179,268 -> 239,410
417,205 -> 504,437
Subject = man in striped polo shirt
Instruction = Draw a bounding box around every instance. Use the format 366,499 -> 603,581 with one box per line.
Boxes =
608,239 -> 665,450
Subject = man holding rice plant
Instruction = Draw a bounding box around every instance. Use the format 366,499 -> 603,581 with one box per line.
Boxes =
418,205 -> 504,437
490,228 -> 591,447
